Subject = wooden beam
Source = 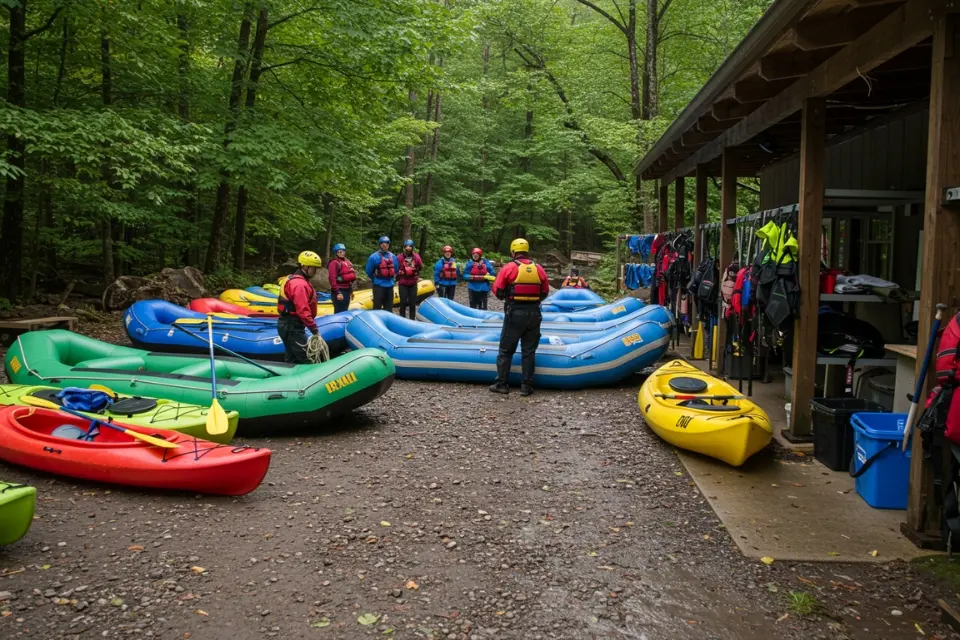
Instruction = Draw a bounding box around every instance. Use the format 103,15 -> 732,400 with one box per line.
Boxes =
697,115 -> 729,133
787,98 -> 826,440
907,14 -> 960,536
759,48 -> 840,80
792,6 -> 895,50
674,178 -> 685,231
712,100 -> 761,121
681,130 -> 716,147
733,76 -> 796,103
716,149 -> 736,376
694,165 -> 708,269
658,182 -> 668,233
660,0 -> 949,185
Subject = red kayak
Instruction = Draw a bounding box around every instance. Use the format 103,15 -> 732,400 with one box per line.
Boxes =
188,298 -> 274,317
0,406 -> 271,496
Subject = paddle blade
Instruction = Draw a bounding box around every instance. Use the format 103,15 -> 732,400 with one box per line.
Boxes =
88,383 -> 118,398
20,395 -> 58,409
206,398 -> 229,435
121,427 -> 180,449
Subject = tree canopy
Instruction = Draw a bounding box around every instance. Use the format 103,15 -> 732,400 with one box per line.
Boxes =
1,0 -> 770,300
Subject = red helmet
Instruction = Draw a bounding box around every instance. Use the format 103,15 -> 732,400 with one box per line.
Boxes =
471,247 -> 483,257
442,245 -> 453,254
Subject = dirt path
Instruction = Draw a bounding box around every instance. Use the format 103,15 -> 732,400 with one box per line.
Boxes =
1,291 -> 957,639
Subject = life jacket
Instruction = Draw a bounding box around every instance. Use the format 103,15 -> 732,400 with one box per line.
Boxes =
509,260 -> 542,302
278,272 -> 306,315
399,253 -> 420,277
377,252 -> 396,278
730,267 -> 751,319
440,259 -> 458,281
333,258 -> 356,285
468,260 -> 489,280
720,262 -> 739,314
561,276 -> 585,289
937,313 -> 960,386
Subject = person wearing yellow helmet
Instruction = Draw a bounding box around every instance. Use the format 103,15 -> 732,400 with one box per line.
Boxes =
489,238 -> 549,396
276,250 -> 322,364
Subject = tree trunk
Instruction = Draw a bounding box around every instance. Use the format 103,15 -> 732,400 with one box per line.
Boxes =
205,2 -> 253,274
402,88 -> 416,242
176,9 -> 200,266
643,0 -> 659,119
101,26 -> 116,282
421,88 -> 441,209
627,1 -> 642,120
1,2 -> 28,298
232,6 -> 268,272
53,16 -> 68,107
477,42 -> 489,237
322,194 -> 334,263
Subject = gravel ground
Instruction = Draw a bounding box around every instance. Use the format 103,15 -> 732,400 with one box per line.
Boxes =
0,288 -> 958,639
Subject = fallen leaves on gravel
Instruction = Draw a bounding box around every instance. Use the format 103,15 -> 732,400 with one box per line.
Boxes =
128,545 -> 144,552
405,580 -> 418,590
190,566 -> 206,574
311,618 -> 331,628
760,557 -> 775,565
357,612 -> 380,625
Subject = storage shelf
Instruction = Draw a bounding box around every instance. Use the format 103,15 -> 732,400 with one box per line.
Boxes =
820,293 -> 885,302
816,356 -> 897,367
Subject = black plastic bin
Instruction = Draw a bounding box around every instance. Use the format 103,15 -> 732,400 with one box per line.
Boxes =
810,398 -> 888,471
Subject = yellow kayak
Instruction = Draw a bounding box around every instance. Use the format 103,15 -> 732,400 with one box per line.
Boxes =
638,360 -> 772,466
219,280 -> 435,314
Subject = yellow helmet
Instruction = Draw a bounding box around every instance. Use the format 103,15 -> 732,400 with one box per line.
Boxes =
510,238 -> 530,254
298,250 -> 323,267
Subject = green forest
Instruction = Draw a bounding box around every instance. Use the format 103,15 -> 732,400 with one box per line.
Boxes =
0,0 -> 770,302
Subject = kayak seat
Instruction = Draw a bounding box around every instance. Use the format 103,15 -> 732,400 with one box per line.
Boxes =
109,397 -> 158,416
678,399 -> 740,412
28,389 -> 63,405
668,377 -> 708,393
51,424 -> 91,440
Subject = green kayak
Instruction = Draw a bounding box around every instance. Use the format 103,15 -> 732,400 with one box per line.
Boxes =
5,330 -> 395,434
0,383 -> 239,444
0,481 -> 36,545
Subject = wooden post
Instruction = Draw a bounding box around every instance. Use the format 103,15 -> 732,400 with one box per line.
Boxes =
674,178 -> 685,231
717,150 -> 736,375
907,15 -> 960,537
694,165 -> 708,268
658,182 -> 668,233
786,97 -> 825,440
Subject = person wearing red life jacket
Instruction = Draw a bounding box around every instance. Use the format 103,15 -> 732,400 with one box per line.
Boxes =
397,239 -> 423,319
560,267 -> 588,289
463,247 -> 496,309
328,243 -> 356,314
277,250 -> 322,364
490,238 -> 549,396
365,236 -> 400,312
433,245 -> 461,300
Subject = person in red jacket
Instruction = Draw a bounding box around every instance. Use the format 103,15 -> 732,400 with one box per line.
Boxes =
490,238 -> 549,396
328,243 -> 356,314
277,251 -> 322,364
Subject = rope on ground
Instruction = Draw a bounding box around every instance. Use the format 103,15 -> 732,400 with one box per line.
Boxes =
307,333 -> 330,364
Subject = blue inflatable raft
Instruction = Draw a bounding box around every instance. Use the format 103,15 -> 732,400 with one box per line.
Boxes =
417,297 -> 671,332
123,300 -> 355,360
346,311 -> 669,389
541,288 -> 605,313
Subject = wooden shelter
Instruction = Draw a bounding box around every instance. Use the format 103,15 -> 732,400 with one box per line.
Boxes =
635,0 -> 959,545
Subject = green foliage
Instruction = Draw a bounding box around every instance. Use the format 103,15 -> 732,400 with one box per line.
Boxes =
786,590 -> 821,617
0,0 -> 772,298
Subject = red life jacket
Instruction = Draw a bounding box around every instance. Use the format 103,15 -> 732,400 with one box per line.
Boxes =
440,259 -> 458,281
730,267 -> 749,318
937,313 -> 960,386
334,258 -> 356,285
399,253 -> 419,277
377,252 -> 396,278
469,260 -> 488,280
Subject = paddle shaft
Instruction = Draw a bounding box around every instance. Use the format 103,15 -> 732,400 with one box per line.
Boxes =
31,402 -> 178,449
207,318 -> 218,399
902,303 -> 947,451
172,322 -> 280,377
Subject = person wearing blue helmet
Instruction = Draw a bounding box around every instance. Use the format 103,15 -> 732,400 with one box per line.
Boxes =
328,243 -> 356,313
397,239 -> 423,319
365,235 -> 400,312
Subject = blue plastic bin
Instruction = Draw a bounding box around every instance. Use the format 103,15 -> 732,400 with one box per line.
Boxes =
850,412 -> 911,510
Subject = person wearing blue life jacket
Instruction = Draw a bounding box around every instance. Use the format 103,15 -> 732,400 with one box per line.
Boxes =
365,236 -> 400,312
462,247 -> 496,309
434,245 -> 461,300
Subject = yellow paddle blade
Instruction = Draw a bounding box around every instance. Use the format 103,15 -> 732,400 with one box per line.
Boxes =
484,274 -> 496,282
19,396 -> 179,449
692,322 -> 704,359
88,383 -> 118,399
206,398 -> 229,435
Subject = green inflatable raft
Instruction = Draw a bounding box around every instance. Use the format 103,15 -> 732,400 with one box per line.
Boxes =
0,481 -> 36,545
5,330 -> 395,434
0,383 -> 239,444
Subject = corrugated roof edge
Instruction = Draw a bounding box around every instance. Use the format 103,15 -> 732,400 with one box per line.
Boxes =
633,0 -> 818,178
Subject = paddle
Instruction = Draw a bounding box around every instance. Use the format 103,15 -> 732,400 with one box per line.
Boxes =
20,397 -> 179,449
205,316 -> 229,436
171,322 -> 281,377
902,303 -> 947,451
88,383 -> 118,399
654,393 -> 746,400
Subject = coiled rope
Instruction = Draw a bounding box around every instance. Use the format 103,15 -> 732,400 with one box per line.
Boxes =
307,333 -> 330,364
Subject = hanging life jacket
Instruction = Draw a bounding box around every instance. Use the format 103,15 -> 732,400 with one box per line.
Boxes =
469,260 -> 489,280
440,259 -> 458,281
334,258 -> 356,285
509,260 -> 542,302
937,313 -> 960,386
377,252 -> 396,278
720,262 -> 739,316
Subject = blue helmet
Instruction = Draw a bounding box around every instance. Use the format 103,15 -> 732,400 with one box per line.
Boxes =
403,239 -> 415,248
378,236 -> 390,245
332,243 -> 346,253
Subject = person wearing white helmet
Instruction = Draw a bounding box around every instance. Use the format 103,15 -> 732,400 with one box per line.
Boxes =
277,250 -> 323,364
365,236 -> 400,312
